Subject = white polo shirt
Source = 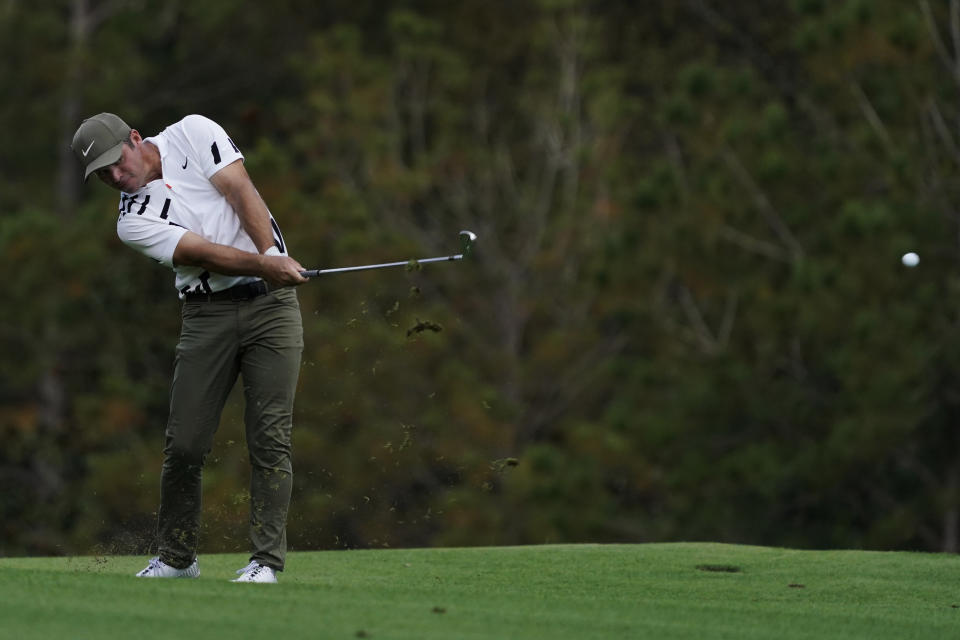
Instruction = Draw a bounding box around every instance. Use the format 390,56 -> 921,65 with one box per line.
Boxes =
115,114 -> 288,297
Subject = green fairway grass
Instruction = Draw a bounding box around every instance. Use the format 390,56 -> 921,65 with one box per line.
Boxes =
0,543 -> 957,639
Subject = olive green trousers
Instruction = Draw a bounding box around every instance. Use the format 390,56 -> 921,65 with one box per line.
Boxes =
157,287 -> 303,571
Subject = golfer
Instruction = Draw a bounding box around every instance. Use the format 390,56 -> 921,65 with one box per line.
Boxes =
71,113 -> 308,583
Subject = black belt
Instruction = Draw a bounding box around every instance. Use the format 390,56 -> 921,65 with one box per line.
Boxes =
183,280 -> 271,303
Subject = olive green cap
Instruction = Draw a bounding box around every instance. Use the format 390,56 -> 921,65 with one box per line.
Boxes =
71,113 -> 131,181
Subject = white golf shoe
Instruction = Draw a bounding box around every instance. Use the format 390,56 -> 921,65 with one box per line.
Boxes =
233,561 -> 278,583
135,557 -> 200,578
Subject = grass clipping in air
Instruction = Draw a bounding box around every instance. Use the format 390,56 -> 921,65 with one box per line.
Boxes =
1,543 -> 959,639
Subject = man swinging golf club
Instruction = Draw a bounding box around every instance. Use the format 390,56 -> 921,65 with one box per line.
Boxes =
72,112 -> 308,583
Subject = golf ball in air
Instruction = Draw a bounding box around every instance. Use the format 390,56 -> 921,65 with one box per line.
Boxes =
902,252 -> 919,267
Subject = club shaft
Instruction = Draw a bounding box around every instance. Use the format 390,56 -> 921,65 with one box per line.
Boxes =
301,254 -> 463,278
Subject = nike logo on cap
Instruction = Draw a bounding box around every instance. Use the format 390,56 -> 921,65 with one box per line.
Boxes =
81,140 -> 95,157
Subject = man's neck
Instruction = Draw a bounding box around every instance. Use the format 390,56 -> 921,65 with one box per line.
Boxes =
143,140 -> 163,182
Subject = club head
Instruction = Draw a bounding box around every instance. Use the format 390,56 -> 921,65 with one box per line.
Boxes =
459,230 -> 477,257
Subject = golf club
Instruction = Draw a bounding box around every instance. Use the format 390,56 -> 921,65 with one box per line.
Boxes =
299,230 -> 478,278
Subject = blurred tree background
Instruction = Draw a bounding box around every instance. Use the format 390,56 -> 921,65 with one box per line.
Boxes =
3,0 -> 960,556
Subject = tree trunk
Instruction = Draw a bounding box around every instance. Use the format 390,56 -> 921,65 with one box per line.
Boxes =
57,0 -> 93,216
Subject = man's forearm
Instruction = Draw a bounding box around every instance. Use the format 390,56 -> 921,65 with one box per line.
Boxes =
174,232 -> 268,277
193,245 -> 267,277
173,231 -> 307,287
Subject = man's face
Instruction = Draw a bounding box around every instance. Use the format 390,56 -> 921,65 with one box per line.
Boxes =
95,130 -> 151,192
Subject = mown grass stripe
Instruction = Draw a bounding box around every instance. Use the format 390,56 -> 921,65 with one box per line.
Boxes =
0,544 -> 957,639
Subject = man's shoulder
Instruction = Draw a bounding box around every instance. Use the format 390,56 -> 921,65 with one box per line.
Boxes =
158,115 -> 233,157
116,181 -> 169,218
179,113 -> 216,127
166,114 -> 222,136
